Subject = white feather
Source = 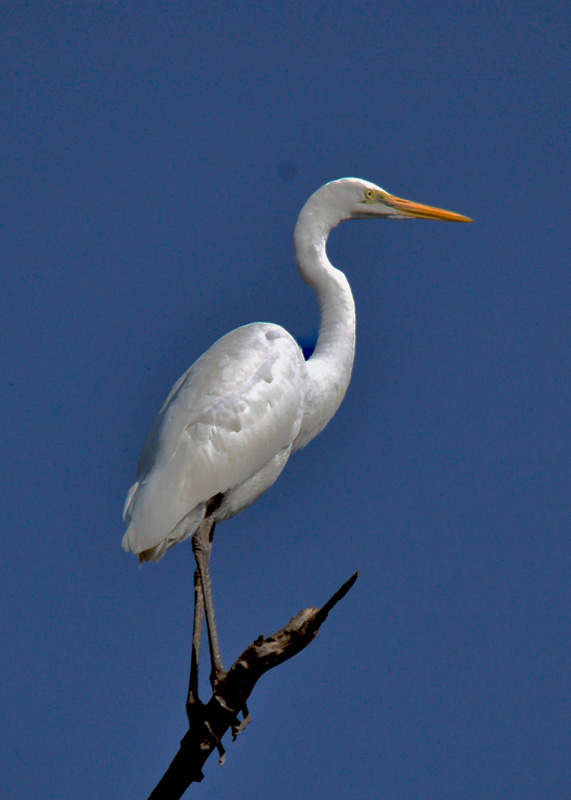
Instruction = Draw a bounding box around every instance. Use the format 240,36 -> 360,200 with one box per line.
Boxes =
123,324 -> 306,557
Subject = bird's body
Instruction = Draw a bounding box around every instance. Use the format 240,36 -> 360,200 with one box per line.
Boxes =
123,178 -> 470,562
123,323 -> 307,559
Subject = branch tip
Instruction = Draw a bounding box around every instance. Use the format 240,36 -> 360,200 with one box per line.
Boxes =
315,571 -> 359,624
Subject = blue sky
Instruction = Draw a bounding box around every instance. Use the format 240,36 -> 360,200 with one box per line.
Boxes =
2,2 -> 569,798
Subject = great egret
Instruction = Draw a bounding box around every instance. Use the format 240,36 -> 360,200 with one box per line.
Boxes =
123,177 -> 471,694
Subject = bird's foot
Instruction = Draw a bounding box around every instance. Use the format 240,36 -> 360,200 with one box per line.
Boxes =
215,738 -> 226,765
186,694 -> 206,729
210,666 -> 227,694
231,704 -> 252,740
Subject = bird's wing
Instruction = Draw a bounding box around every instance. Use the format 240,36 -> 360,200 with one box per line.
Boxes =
123,323 -> 306,553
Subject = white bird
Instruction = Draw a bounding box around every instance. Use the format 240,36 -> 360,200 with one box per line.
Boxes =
122,177 -> 471,695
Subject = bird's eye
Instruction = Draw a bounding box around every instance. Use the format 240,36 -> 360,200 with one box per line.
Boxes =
364,188 -> 375,201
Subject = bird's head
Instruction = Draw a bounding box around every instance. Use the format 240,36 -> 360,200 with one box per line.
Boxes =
322,177 -> 473,224
294,177 -> 472,263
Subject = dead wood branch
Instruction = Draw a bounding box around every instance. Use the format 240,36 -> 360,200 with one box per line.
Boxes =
147,571 -> 358,799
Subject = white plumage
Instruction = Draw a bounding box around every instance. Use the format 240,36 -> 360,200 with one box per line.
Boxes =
123,178 -> 471,561
123,324 -> 306,559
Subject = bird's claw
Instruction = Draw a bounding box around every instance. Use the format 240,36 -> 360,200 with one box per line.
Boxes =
231,704 -> 252,739
216,739 -> 226,765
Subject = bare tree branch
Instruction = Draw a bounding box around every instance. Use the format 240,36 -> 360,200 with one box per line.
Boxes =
147,571 -> 359,799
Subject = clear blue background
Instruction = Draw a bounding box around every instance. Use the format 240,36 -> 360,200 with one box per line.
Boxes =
2,2 -> 569,798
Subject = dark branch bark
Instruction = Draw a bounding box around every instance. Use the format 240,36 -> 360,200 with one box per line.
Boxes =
147,571 -> 359,799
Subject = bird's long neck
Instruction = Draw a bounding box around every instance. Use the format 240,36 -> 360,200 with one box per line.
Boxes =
292,205 -> 356,451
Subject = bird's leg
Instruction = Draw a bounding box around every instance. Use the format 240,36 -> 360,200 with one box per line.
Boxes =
186,565 -> 205,723
192,516 -> 225,691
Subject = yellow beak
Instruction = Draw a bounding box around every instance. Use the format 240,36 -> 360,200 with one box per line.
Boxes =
389,194 -> 473,222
